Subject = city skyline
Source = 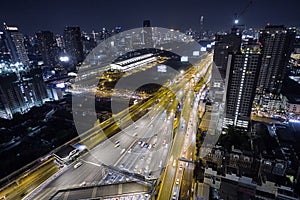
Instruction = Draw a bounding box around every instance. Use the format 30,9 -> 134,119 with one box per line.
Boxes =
0,0 -> 299,35
1,1 -> 300,199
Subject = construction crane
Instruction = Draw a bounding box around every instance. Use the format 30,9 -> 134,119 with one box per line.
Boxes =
234,0 -> 253,26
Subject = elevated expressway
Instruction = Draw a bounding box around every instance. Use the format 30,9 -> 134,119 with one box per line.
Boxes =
0,53 -> 213,200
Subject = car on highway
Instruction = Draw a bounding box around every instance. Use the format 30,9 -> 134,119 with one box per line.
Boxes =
115,140 -> 120,147
172,191 -> 177,199
176,178 -> 180,185
74,161 -> 82,169
173,160 -> 176,167
163,139 -> 166,145
120,149 -> 125,154
79,181 -> 86,187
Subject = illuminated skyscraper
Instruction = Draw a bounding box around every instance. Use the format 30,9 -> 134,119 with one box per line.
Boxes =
224,41 -> 261,129
0,64 -> 47,119
3,23 -> 29,66
257,25 -> 296,94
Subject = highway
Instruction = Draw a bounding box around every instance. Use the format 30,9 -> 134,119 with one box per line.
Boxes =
157,54 -> 213,200
0,158 -> 59,200
178,84 -> 209,200
33,102 -> 177,199
44,53 -> 212,200
46,53 -> 212,200
178,68 -> 211,200
0,58 -> 172,200
0,51 -> 213,200
31,75 -> 186,199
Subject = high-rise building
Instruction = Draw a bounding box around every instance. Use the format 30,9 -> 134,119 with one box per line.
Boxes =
63,27 -> 84,65
257,25 -> 296,94
0,64 -> 47,119
0,31 -> 10,61
100,28 -> 111,41
36,31 -> 61,69
81,35 -> 97,56
55,34 -> 64,49
142,20 -> 153,47
143,20 -> 151,28
213,28 -> 242,80
224,41 -> 262,129
23,35 -> 40,58
3,23 -> 30,66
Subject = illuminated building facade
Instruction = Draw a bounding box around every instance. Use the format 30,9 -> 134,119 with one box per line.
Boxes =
3,23 -> 30,66
257,25 -> 296,94
0,63 -> 47,119
224,42 -> 261,129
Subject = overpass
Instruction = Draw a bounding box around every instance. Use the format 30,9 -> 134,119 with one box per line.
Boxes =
50,182 -> 152,200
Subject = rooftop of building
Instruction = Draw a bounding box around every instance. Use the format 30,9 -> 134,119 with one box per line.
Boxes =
285,93 -> 300,104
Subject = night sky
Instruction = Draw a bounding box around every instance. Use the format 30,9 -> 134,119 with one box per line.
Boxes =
0,0 -> 299,35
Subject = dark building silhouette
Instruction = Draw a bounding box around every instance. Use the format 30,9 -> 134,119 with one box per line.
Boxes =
0,31 -> 10,61
213,28 -> 242,80
36,31 -> 61,69
224,41 -> 262,129
3,23 -> 29,66
114,26 -> 122,34
257,25 -> 296,94
63,27 -> 84,65
142,20 -> 153,47
143,20 -> 151,28
81,35 -> 97,56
